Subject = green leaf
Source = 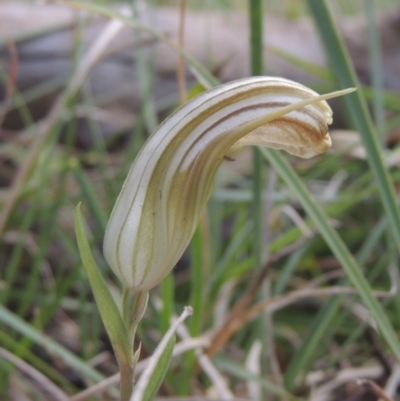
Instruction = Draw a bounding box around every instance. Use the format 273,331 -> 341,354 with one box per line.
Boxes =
132,307 -> 192,401
141,336 -> 176,401
75,203 -> 131,364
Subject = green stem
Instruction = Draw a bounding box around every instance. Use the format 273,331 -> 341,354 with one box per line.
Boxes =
120,289 -> 149,400
120,361 -> 135,401
249,0 -> 264,271
249,0 -> 263,76
252,149 -> 264,270
249,1 -> 270,397
122,289 -> 149,347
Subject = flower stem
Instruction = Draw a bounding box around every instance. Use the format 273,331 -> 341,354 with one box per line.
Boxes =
118,289 -> 149,400
122,289 -> 149,346
119,360 -> 134,401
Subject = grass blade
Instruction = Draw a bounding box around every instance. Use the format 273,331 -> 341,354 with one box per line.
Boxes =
365,0 -> 385,137
0,305 -> 104,382
131,307 -> 192,401
306,0 -> 400,254
260,148 -> 400,363
75,203 -> 131,365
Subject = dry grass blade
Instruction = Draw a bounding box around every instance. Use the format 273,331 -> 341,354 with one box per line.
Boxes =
0,347 -> 67,401
384,364 -> 400,399
308,366 -> 383,401
208,282 -> 395,357
246,285 -> 393,322
357,379 -> 395,401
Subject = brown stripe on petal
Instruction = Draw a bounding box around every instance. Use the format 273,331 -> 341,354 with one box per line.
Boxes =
181,101 -> 329,167
172,83 -> 318,144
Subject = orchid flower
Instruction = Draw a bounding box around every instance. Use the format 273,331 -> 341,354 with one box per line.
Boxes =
104,76 -> 351,292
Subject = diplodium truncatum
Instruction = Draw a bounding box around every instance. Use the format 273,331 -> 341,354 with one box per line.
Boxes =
104,76 -> 354,292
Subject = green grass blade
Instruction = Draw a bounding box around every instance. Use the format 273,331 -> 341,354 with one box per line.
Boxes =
0,330 -> 77,393
140,336 -> 175,401
250,0 -> 265,271
189,226 -> 206,337
249,1 -> 271,393
71,158 -> 107,233
284,296 -> 341,390
260,148 -> 400,363
214,355 -> 299,401
159,273 -> 174,334
75,203 -> 131,365
210,220 -> 252,289
365,0 -> 385,138
250,0 -> 263,76
179,224 -> 207,395
132,307 -> 192,401
0,305 -> 104,382
306,0 -> 400,253
268,45 -> 333,81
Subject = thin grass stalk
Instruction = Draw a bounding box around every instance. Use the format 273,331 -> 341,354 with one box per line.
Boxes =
248,1 -> 271,393
178,224 -> 206,395
365,0 -> 385,140
306,0 -> 400,254
207,197 -> 224,269
160,273 -> 174,334
272,245 -> 310,297
173,0 -> 204,393
0,206 -> 36,306
70,158 -> 107,233
210,221 -> 252,289
332,259 -> 393,362
249,0 -> 265,272
190,224 -> 207,337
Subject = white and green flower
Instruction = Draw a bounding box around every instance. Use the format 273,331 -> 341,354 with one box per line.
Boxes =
104,76 -> 345,291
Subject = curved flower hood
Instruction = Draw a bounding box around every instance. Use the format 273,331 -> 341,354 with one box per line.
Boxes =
104,76 -> 335,291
